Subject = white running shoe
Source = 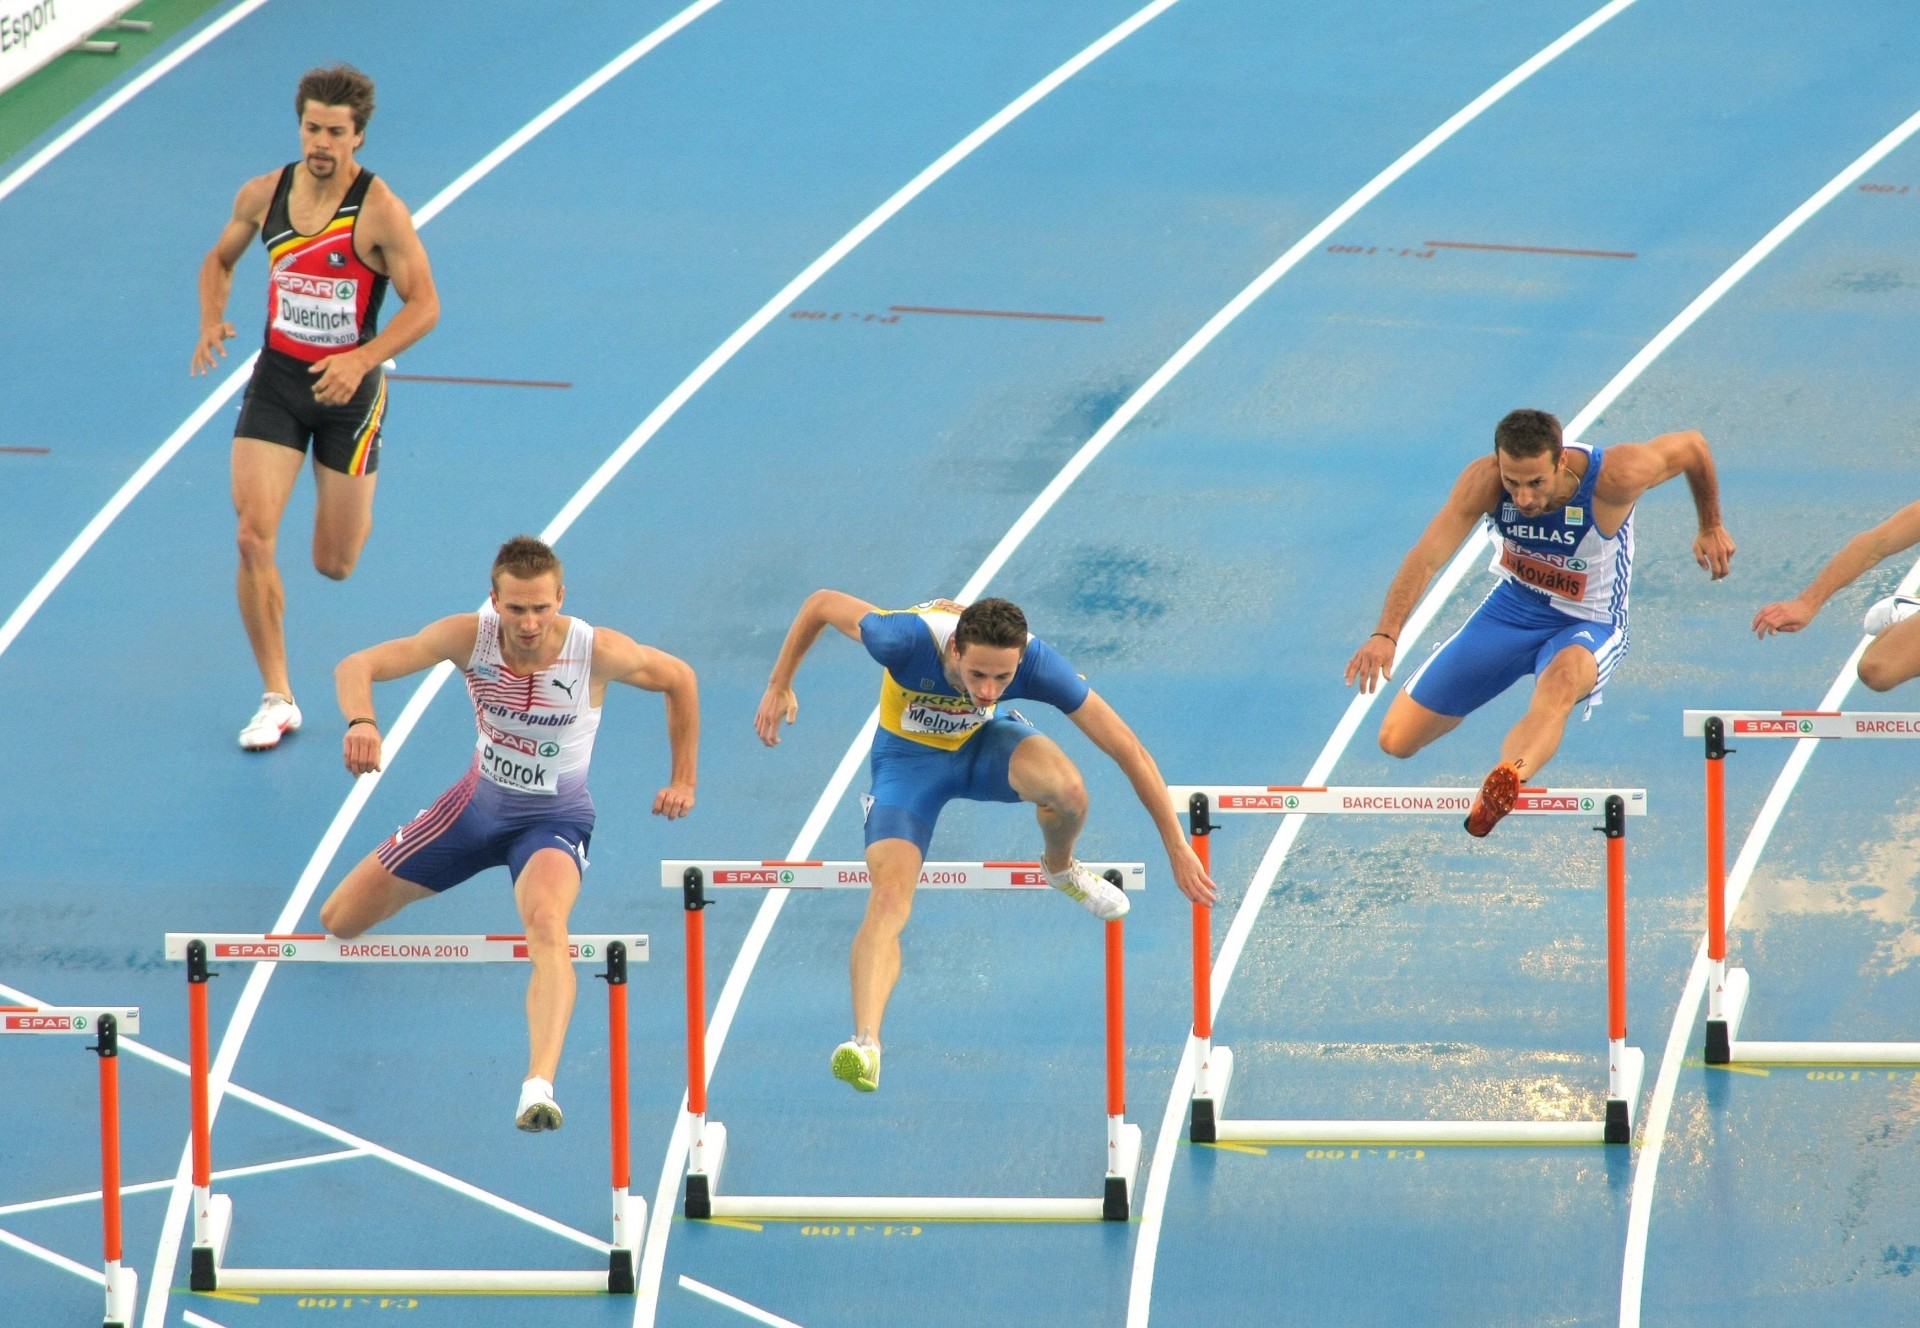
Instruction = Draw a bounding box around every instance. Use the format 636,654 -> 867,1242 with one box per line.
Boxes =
515,1076 -> 563,1132
831,1040 -> 880,1093
239,692 -> 302,751
1045,858 -> 1130,920
1863,594 -> 1920,637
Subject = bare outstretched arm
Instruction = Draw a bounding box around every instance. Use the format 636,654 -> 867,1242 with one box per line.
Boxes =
334,615 -> 479,775
1592,429 -> 1735,579
594,629 -> 699,818
193,173 -> 275,375
754,590 -> 877,746
1344,458 -> 1499,694
1066,692 -> 1217,905
1754,499 -> 1920,637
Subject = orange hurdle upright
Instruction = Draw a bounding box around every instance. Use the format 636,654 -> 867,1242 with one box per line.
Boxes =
1171,783 -> 1645,1146
172,932 -> 646,1294
1,1004 -> 141,1326
670,858 -> 1146,1222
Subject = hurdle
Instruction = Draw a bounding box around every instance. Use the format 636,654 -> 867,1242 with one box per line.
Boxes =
1,1004 -> 139,1326
1169,785 -> 1646,1146
664,860 -> 1146,1221
163,932 -> 647,1293
1688,710 -> 1920,1065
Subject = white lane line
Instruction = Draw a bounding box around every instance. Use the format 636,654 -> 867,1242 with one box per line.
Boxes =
122,15 -> 732,1323
1121,0 -> 1648,1318
0,1149 -> 365,1218
0,977 -> 606,1251
1613,106 -> 1920,1328
678,1274 -> 809,1327
626,3 -> 1192,1320
0,0 -> 271,208
183,1312 -> 233,1328
1622,557 -> 1920,1327
0,1223 -> 104,1285
0,0 -> 730,668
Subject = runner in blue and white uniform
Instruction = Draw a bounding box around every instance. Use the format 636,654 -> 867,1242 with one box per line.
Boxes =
755,593 -> 1216,1092
319,536 -> 698,1130
1346,409 -> 1735,837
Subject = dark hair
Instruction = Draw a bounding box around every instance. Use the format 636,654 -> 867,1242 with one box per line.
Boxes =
1493,408 -> 1563,462
296,64 -> 375,133
953,598 -> 1027,653
491,535 -> 562,591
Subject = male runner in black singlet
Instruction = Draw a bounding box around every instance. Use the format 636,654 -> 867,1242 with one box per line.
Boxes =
193,64 -> 440,750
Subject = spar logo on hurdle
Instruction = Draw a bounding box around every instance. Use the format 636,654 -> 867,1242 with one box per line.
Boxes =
2,1013 -> 91,1031
1732,718 -> 1813,735
214,942 -> 294,959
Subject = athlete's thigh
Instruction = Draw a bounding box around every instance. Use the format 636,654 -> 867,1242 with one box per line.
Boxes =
322,850 -> 435,935
1405,599 -> 1544,719
512,847 -> 582,933
864,738 -> 963,856
1532,644 -> 1600,711
231,436 -> 305,532
1002,725 -> 1077,805
1532,620 -> 1609,703
310,461 -> 377,564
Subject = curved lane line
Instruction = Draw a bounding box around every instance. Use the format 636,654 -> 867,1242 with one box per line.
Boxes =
0,0 -> 272,208
623,4 -> 1193,1320
130,6 -> 735,1322
1614,105 -> 1920,1328
1116,99 -> 1920,1328
1120,0 -> 1652,1318
0,0 -> 729,668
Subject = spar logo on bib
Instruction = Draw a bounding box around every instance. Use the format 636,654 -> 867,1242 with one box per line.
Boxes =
538,741 -> 561,758
272,270 -> 360,347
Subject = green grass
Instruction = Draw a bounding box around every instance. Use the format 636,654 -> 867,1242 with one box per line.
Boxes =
0,0 -> 232,167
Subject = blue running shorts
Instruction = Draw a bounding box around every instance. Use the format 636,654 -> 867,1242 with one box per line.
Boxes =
863,715 -> 1039,855
375,764 -> 594,893
1404,580 -> 1628,719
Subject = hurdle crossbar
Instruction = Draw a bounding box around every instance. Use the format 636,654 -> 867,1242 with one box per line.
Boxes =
1175,786 -> 1645,1147
663,861 -> 1146,1222
1690,711 -> 1920,1066
166,933 -> 647,1295
2,1006 -> 140,1326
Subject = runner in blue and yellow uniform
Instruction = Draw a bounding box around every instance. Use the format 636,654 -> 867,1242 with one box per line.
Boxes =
1345,409 -> 1736,837
756,593 -> 1216,1092
193,64 -> 439,752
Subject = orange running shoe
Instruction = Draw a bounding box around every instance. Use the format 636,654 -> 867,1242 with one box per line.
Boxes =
1464,762 -> 1521,838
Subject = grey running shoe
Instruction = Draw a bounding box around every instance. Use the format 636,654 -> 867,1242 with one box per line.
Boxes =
1863,594 -> 1920,636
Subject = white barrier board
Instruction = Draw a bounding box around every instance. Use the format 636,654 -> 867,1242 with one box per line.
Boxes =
1682,710 -> 1920,739
1,1 -> 138,95
163,934 -> 647,963
0,1004 -> 139,1033
1165,785 -> 1645,816
662,860 -> 1146,891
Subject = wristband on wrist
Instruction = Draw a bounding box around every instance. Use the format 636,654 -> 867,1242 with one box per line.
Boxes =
347,717 -> 378,731
1369,631 -> 1396,645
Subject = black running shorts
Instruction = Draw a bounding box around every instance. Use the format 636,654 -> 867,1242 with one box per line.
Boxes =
234,348 -> 386,476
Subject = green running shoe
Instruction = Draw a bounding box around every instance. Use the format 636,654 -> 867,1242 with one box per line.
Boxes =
831,1039 -> 880,1092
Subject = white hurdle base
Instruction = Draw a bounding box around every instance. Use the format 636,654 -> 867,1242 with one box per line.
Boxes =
104,1261 -> 137,1328
1708,966 -> 1920,1064
204,1269 -> 621,1293
685,1118 -> 1141,1222
1191,1042 -> 1642,1147
192,1191 -> 643,1295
